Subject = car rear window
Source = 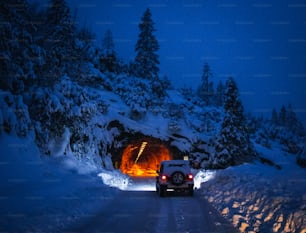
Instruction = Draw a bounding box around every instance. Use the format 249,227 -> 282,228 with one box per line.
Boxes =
168,164 -> 187,167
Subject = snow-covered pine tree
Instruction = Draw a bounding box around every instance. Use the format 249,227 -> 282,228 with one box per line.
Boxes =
102,29 -> 115,56
100,29 -> 119,73
197,63 -> 213,105
286,104 -> 305,136
44,0 -> 76,79
134,8 -> 159,80
296,145 -> 306,167
279,105 -> 287,126
75,25 -> 96,64
215,81 -> 225,106
160,75 -> 172,90
271,108 -> 278,125
0,2 -> 22,91
0,0 -> 43,93
214,77 -> 254,168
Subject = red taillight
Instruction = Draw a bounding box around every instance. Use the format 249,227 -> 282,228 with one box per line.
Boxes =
161,175 -> 167,180
187,174 -> 193,180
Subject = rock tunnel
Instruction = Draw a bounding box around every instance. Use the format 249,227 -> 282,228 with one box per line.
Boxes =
107,121 -> 185,177
110,135 -> 184,176
120,141 -> 172,176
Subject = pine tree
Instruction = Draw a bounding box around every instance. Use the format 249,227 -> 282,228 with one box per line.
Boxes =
75,25 -> 96,63
286,104 -> 296,127
271,108 -> 278,124
102,29 -> 115,56
100,29 -> 119,73
44,0 -> 76,78
0,0 -> 42,92
286,104 -> 305,135
197,63 -> 213,105
160,75 -> 172,90
0,2 -> 21,91
215,81 -> 225,106
279,105 -> 287,126
134,8 -> 159,80
214,77 -> 254,168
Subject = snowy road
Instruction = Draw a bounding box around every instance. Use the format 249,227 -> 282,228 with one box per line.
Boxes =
67,178 -> 238,233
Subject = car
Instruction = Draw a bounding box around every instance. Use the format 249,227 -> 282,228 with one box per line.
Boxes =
156,160 -> 194,197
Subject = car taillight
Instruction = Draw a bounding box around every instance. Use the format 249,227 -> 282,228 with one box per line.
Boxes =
161,175 -> 167,180
187,174 -> 193,180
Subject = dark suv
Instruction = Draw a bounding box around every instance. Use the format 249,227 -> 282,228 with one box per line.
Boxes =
156,160 -> 194,197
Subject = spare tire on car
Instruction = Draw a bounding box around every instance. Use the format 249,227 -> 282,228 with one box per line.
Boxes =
171,171 -> 185,185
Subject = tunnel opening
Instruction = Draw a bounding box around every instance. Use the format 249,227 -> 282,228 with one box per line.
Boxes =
106,122 -> 185,177
120,141 -> 172,176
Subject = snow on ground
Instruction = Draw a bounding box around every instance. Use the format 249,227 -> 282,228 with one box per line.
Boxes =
98,169 -> 130,190
0,134 -> 123,232
200,143 -> 306,233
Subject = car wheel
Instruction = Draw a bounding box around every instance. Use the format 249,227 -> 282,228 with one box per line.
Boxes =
171,171 -> 185,185
189,188 -> 194,196
159,186 -> 166,197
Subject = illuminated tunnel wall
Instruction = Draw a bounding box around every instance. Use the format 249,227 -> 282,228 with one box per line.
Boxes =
107,121 -> 185,177
120,142 -> 172,176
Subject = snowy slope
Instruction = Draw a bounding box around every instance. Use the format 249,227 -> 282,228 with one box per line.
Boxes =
0,134 -> 128,232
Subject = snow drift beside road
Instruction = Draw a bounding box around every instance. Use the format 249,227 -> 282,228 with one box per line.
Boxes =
98,170 -> 130,190
0,134 -> 117,232
201,143 -> 306,233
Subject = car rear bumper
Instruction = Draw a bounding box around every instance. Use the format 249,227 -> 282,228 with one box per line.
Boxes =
164,183 -> 194,190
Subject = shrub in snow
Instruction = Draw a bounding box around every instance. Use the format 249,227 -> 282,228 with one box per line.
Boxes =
296,146 -> 306,168
168,103 -> 184,118
114,75 -> 151,113
129,109 -> 145,120
254,127 -> 272,149
251,117 -> 305,155
168,120 -> 181,133
29,87 -> 65,149
150,77 -> 167,102
29,76 -> 110,153
198,108 -> 222,134
0,92 -> 31,137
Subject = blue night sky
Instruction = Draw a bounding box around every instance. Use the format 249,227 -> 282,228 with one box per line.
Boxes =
41,0 -> 306,121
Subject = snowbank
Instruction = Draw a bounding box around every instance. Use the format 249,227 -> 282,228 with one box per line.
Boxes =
98,169 -> 130,190
0,134 -> 117,232
193,169 -> 216,189
200,144 -> 306,233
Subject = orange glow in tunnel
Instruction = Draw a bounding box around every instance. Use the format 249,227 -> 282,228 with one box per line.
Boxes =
120,142 -> 172,176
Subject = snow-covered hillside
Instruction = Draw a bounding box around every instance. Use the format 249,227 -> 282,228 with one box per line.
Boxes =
0,133 -> 130,232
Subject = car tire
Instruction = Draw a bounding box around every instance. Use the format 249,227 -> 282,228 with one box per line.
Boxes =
189,188 -> 194,196
171,171 -> 185,185
159,186 -> 166,197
